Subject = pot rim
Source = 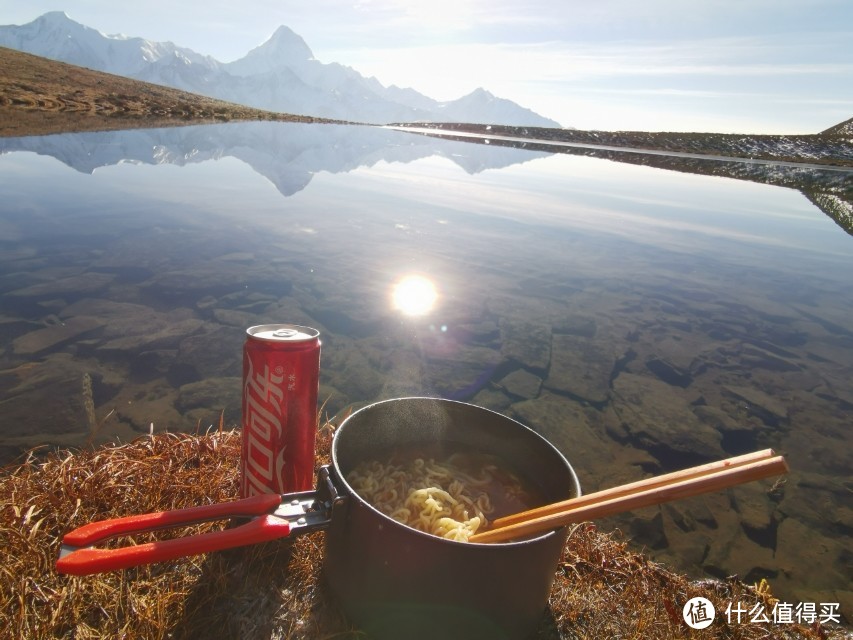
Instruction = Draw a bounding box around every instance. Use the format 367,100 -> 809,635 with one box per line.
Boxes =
332,396 -> 581,548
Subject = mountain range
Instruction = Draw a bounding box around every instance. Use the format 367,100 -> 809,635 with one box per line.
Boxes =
0,12 -> 562,127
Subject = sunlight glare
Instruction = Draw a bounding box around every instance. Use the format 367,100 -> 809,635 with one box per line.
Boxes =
391,275 -> 438,316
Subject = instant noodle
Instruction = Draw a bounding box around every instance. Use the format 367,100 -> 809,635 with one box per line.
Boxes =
346,450 -> 543,542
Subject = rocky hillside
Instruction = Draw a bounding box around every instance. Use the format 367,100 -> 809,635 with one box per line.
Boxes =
402,121 -> 853,168
822,117 -> 853,136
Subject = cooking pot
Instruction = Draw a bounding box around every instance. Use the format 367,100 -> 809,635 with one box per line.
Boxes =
57,397 -> 581,640
325,397 -> 581,639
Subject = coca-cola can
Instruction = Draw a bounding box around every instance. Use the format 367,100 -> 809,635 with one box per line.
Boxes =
241,324 -> 321,497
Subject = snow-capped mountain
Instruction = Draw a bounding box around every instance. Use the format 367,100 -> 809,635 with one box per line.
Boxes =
225,25 -> 314,76
0,12 -> 562,127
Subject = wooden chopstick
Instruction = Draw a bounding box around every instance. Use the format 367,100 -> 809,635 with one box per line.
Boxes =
469,451 -> 787,544
490,449 -> 776,530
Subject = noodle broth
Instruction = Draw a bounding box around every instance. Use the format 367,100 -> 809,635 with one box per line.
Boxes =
346,443 -> 546,543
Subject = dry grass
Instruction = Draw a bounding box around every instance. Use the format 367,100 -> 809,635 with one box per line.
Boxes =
1,429 -> 241,639
0,421 -> 847,640
545,525 -> 844,639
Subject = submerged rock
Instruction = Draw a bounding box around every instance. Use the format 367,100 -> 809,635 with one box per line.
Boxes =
98,318 -> 206,353
496,368 -> 542,399
509,394 -> 614,476
645,356 -> 692,388
7,272 -> 115,298
702,526 -> 777,584
12,316 -> 104,355
178,326 -> 244,379
419,343 -> 502,400
663,500 -> 718,533
739,343 -> 802,372
322,341 -> 388,401
0,353 -> 120,438
731,483 -> 778,548
545,334 -> 619,405
721,384 -> 789,425
813,383 -> 853,410
499,318 -> 551,371
212,308 -> 258,328
610,373 -> 725,464
552,315 -> 597,338
176,377 -> 241,414
774,517 -> 851,595
470,387 -> 512,412
628,510 -> 668,550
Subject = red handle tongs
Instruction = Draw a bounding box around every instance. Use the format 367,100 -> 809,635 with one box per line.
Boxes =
56,468 -> 340,576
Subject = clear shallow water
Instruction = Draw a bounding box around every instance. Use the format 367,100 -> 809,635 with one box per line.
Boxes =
0,122 -> 851,610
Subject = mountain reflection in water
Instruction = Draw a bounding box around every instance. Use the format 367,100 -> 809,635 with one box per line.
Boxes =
0,122 -> 850,612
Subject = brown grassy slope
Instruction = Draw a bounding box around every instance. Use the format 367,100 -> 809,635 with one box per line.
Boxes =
0,46 -> 348,137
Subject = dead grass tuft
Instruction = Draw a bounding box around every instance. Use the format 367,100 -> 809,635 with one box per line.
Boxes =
0,424 -> 846,639
1,429 -> 244,639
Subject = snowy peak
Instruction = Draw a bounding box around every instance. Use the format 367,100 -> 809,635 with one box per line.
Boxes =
265,25 -> 314,61
464,88 -> 496,101
1,11 -> 106,70
225,25 -> 314,76
445,88 -> 501,109
31,10 -> 83,30
33,10 -> 75,26
440,88 -> 561,128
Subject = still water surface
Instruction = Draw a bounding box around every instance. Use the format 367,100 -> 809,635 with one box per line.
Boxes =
0,122 -> 850,609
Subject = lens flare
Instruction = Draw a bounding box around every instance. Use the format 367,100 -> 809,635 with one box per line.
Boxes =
392,275 -> 438,316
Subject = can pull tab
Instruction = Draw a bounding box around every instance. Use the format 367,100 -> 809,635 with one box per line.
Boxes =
272,328 -> 299,338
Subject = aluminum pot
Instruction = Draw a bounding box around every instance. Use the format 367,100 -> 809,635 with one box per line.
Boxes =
322,397 -> 581,640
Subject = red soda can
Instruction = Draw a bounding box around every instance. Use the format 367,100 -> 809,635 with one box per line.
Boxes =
241,324 -> 321,497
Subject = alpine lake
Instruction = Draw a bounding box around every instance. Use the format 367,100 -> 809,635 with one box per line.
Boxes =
0,121 -> 850,614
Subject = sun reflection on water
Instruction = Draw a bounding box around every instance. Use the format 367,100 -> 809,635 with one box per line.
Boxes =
391,275 -> 438,316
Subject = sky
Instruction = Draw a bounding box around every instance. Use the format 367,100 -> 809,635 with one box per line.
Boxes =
2,0 -> 851,133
